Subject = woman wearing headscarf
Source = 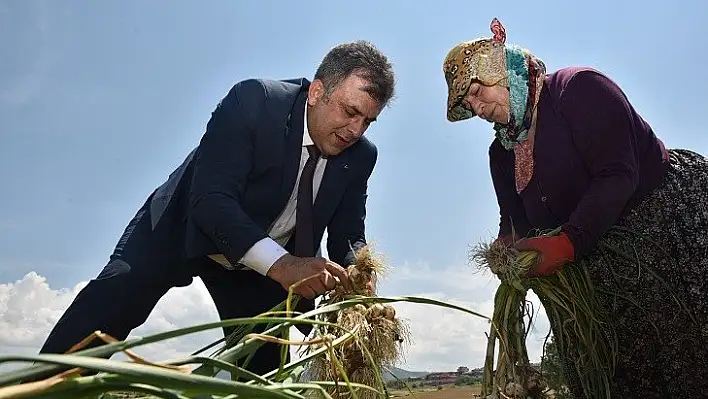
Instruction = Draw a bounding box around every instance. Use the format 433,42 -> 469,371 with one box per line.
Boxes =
442,18 -> 708,398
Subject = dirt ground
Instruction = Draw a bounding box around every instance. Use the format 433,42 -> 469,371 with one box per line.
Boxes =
389,385 -> 482,398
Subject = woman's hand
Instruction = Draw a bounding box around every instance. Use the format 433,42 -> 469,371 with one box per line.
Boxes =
514,233 -> 575,277
493,231 -> 521,247
493,235 -> 514,247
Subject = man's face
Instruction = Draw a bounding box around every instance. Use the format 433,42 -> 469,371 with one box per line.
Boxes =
306,74 -> 382,157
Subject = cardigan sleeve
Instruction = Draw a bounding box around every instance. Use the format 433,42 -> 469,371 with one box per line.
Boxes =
558,70 -> 641,257
489,141 -> 532,239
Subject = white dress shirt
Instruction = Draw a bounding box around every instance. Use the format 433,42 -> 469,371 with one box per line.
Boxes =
208,100 -> 327,275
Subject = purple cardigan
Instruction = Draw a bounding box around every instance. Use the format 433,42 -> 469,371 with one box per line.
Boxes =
489,67 -> 669,258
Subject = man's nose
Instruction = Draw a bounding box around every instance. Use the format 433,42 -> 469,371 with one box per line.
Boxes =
347,119 -> 367,137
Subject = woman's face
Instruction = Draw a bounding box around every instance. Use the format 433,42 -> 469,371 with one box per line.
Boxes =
462,81 -> 510,124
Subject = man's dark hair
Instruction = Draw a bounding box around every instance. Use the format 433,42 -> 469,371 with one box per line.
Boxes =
314,40 -> 396,108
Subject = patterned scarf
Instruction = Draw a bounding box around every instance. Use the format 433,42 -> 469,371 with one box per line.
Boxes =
488,19 -> 547,193
493,45 -> 546,151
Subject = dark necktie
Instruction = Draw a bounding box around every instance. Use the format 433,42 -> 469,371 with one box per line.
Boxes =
294,145 -> 321,257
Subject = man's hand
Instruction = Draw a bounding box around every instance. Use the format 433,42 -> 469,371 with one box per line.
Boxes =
267,254 -> 352,299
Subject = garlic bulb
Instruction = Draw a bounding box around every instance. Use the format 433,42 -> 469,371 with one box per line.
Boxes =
368,303 -> 384,318
383,304 -> 396,320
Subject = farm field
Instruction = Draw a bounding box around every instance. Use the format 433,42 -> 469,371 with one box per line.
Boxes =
389,384 -> 482,398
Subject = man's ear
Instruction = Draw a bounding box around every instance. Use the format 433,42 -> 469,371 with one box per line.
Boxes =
308,79 -> 326,106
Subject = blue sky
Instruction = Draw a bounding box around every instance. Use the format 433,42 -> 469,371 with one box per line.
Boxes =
1,0 -> 707,372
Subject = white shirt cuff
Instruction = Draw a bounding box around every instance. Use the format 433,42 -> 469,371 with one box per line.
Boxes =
239,237 -> 288,275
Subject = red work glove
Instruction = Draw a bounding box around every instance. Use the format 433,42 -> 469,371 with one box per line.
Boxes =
514,233 -> 575,277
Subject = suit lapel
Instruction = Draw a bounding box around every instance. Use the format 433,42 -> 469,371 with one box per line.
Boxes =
313,151 -> 351,230
278,89 -> 308,209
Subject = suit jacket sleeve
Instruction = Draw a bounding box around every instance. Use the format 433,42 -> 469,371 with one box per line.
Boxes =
188,79 -> 269,265
326,143 -> 378,267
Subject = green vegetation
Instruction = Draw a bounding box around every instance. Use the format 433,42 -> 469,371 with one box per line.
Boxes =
471,227 -> 617,399
0,294 -> 489,398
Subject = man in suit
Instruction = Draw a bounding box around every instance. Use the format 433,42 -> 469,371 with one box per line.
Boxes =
37,40 -> 395,376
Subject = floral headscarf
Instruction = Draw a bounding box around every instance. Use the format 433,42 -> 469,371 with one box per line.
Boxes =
443,18 -> 547,193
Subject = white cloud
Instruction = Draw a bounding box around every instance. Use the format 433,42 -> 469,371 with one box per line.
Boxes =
0,272 -> 88,350
0,272 -> 297,373
0,264 -> 552,376
387,292 -> 495,372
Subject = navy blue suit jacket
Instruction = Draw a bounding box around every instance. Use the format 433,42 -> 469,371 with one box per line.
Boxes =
147,77 -> 377,269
